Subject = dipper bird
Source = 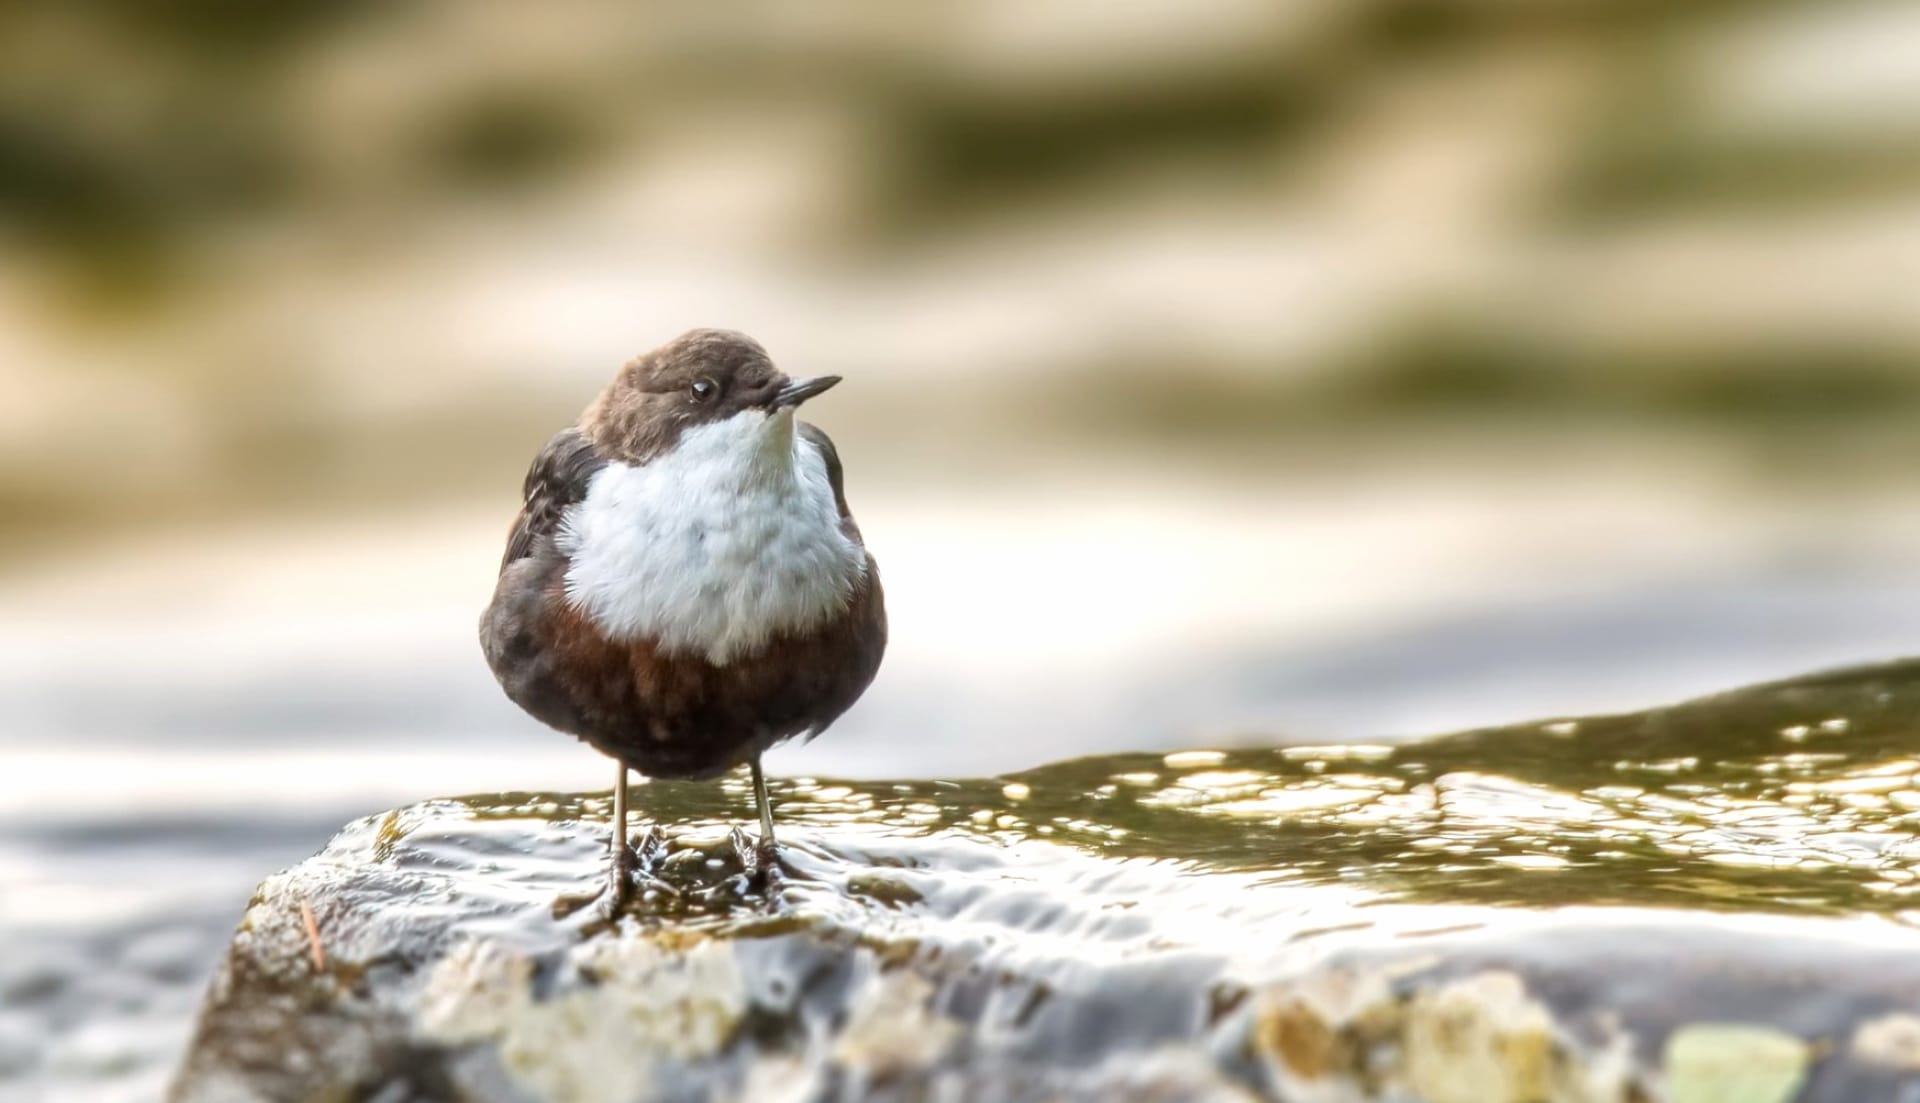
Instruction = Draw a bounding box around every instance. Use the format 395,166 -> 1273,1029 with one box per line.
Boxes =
480,329 -> 886,908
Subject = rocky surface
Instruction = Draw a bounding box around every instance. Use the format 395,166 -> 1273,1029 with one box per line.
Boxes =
171,662 -> 1920,1102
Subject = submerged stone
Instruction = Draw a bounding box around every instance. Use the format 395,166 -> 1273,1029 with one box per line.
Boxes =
171,661 -> 1920,1101
1664,1024 -> 1808,1103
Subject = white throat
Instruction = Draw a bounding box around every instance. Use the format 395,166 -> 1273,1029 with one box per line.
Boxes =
558,409 -> 864,664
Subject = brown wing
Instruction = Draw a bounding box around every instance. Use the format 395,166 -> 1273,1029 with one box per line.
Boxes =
501,427 -> 607,571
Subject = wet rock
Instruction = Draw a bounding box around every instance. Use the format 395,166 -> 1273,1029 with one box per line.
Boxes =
1663,1024 -> 1808,1103
170,797 -> 1920,1102
170,662 -> 1920,1101
1853,1014 -> 1920,1072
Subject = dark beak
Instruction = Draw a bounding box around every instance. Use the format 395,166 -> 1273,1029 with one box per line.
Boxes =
772,375 -> 842,408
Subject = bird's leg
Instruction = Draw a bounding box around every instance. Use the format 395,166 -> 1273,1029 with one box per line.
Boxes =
553,759 -> 636,920
608,759 -> 635,906
748,755 -> 780,882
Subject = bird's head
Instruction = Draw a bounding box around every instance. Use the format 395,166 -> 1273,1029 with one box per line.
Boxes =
583,329 -> 840,465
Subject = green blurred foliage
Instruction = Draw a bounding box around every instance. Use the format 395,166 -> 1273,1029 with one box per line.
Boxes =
1,0 -> 1916,552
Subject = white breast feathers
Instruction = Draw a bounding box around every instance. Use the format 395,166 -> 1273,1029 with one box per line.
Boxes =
557,409 -> 865,665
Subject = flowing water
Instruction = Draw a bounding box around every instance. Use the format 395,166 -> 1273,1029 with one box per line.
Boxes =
66,658 -> 1920,1100
517,658 -> 1920,922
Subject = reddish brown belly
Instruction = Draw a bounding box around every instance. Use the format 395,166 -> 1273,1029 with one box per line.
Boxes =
482,555 -> 886,779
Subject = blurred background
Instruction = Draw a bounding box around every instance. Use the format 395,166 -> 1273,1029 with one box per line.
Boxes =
3,0 -> 1920,1097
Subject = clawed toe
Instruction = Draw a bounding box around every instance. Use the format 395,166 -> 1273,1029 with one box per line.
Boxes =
730,827 -> 783,889
551,878 -> 613,921
554,826 -> 683,922
634,825 -> 670,872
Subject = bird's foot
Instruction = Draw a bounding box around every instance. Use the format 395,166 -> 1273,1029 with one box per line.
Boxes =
550,870 -> 623,923
628,829 -> 683,904
552,827 -> 676,922
632,823 -> 667,867
730,826 -> 783,892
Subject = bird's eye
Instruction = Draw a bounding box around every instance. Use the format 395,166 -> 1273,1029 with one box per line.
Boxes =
689,378 -> 717,403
